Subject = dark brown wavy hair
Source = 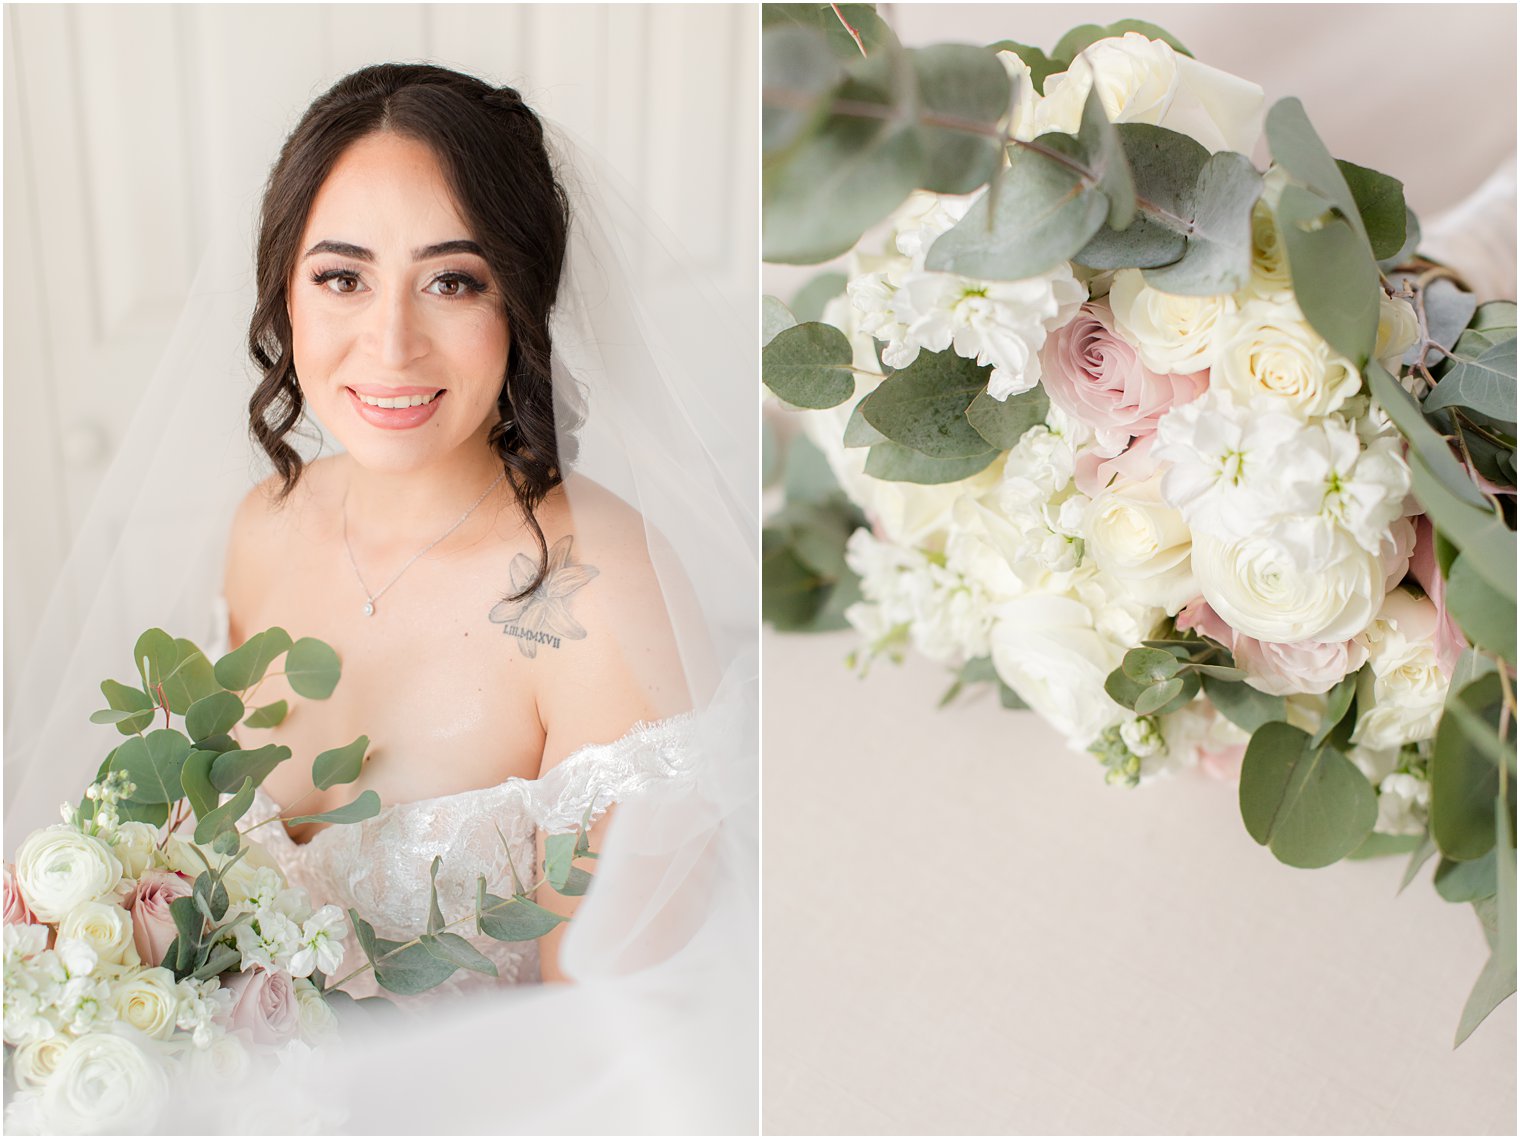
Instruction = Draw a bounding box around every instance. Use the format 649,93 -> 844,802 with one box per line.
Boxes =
247,63 -> 571,598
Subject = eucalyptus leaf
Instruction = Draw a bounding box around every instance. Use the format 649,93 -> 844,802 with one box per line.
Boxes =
194,777 -> 255,846
372,939 -> 458,996
1311,669 -> 1361,748
1238,722 -> 1377,869
1201,673 -> 1287,733
312,735 -> 369,791
285,790 -> 383,828
90,709 -> 141,726
965,386 -> 1049,451
760,3 -> 900,63
1444,552 -> 1517,664
1276,183 -> 1379,366
210,744 -> 291,794
1424,336 -> 1517,422
243,701 -> 289,729
170,895 -> 204,974
1335,159 -> 1406,261
926,132 -> 1107,281
1264,97 -> 1368,250
783,431 -> 851,507
1346,832 -> 1423,861
1430,672 -> 1506,861
1403,275 -> 1478,367
1455,942 -> 1517,1047
285,637 -> 341,700
1134,677 -> 1184,716
1434,851 -> 1497,903
909,43 -> 1011,195
553,866 -> 595,897
134,628 -> 179,693
1051,20 -> 1193,62
858,349 -> 992,458
1141,150 -> 1262,296
181,750 -> 219,822
111,729 -> 192,805
1188,663 -> 1247,681
762,24 -> 845,156
790,272 -> 849,324
763,322 -> 856,409
185,691 -> 245,743
116,800 -> 170,827
986,40 -> 1061,94
1076,86 -> 1134,230
160,640 -> 219,715
1103,666 -> 1148,711
211,829 -> 241,857
426,856 -> 446,934
191,942 -> 242,982
1076,123 -> 1205,270
762,542 -> 827,630
863,440 -> 996,484
476,892 -> 567,942
1399,831 -> 1439,894
420,932 -> 498,977
99,679 -> 156,736
193,871 -> 230,924
1122,647 -> 1180,685
544,832 -> 578,893
843,399 -> 888,447
213,628 -> 292,692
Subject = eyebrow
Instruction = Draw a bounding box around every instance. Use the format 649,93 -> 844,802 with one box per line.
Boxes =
303,239 -> 486,261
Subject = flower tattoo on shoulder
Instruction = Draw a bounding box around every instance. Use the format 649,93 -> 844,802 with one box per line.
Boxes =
488,535 -> 599,658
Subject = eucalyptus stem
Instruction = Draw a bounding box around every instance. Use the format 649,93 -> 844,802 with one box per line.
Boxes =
829,3 -> 867,58
239,783 -> 325,837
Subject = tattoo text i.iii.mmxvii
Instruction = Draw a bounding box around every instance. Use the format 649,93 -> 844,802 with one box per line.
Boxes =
487,535 -> 599,658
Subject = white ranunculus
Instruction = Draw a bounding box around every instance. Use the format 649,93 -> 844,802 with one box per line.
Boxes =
110,967 -> 181,1040
989,593 -> 1130,747
1213,300 -> 1362,418
13,826 -> 124,924
1034,33 -> 1263,153
10,1035 -> 72,1089
1374,772 -> 1431,836
108,823 -> 160,882
1352,590 -> 1451,750
58,901 -> 138,967
1084,469 -> 1196,613
40,1031 -> 168,1134
293,977 -> 339,1043
1375,292 -> 1420,377
1153,391 -> 1302,541
1108,268 -> 1239,374
1192,525 -> 1385,643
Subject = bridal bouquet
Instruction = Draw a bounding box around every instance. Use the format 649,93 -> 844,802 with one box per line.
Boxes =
762,6 -> 1516,1043
2,628 -> 363,1133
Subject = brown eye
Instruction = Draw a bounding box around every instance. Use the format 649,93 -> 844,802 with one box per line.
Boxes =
435,277 -> 461,296
330,273 -> 360,294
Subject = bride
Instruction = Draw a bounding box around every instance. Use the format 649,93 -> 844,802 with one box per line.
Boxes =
224,64 -> 693,991
5,59 -> 757,1133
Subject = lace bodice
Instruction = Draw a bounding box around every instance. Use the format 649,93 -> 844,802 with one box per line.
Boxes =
248,714 -> 697,1002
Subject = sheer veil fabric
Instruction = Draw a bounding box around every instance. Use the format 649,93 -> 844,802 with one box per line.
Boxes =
3,125 -> 758,1134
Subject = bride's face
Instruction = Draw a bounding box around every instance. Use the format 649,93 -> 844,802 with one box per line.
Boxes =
288,131 -> 509,474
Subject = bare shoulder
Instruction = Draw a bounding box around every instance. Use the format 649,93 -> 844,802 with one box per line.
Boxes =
523,474 -> 694,772
224,458 -> 342,633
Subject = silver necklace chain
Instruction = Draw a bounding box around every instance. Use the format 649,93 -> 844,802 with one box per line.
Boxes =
341,471 -> 506,617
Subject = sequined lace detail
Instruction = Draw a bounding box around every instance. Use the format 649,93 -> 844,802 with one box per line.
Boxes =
248,714 -> 696,1002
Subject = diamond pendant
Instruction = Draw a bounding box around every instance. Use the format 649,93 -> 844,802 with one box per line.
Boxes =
362,602 -> 375,617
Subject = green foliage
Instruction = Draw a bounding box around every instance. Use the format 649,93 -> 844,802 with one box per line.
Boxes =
98,679 -> 156,735
1424,336 -> 1517,423
965,386 -> 1049,452
426,856 -> 447,934
185,691 -> 245,743
763,322 -> 856,409
985,40 -> 1061,94
194,777 -> 255,846
243,701 -> 289,729
160,640 -> 219,715
312,736 -> 369,791
180,750 -> 219,821
762,435 -> 867,633
763,295 -> 800,348
1050,20 -> 1193,61
112,729 -> 192,805
1078,87 -> 1135,229
1430,671 -> 1512,861
285,790 -> 383,828
1275,183 -> 1380,367
193,870 -> 230,924
790,272 -> 849,323
285,637 -> 341,700
350,910 -> 459,996
1444,554 -> 1517,665
1140,151 -> 1262,296
762,24 -> 846,156
420,932 -> 498,976
761,3 -> 901,62
213,627 -> 292,692
1238,722 -> 1377,869
1076,123 -> 1205,270
1346,832 -> 1424,861
1434,851 -> 1497,903
1455,809 -> 1516,1045
1335,159 -> 1407,261
912,44 -> 1019,195
863,440 -> 997,484
209,744 -> 290,794
859,349 -> 993,458
475,889 -> 567,942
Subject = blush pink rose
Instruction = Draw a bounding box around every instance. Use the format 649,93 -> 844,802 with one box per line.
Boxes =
1041,300 -> 1209,458
130,869 -> 193,967
1409,515 -> 1467,674
222,968 -> 300,1046
1198,742 -> 1247,781
1176,599 -> 1364,696
1073,433 -> 1160,498
3,863 -> 36,926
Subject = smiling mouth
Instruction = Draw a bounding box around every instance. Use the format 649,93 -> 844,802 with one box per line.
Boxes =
349,389 -> 443,408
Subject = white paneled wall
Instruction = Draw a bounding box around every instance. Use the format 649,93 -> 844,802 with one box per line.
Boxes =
3,4 -> 758,710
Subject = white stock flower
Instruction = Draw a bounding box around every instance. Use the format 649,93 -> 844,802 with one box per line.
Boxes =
1374,772 -> 1431,836
1213,300 -> 1362,418
1034,34 -> 1264,153
1352,590 -> 1451,750
1108,268 -> 1239,374
108,822 -> 160,882
1084,469 -> 1197,613
175,976 -> 231,1049
1192,525 -> 1385,643
58,901 -> 138,967
891,192 -> 974,266
289,905 -> 347,979
1153,391 -> 1301,540
233,909 -> 303,974
109,966 -> 181,1040
53,974 -> 116,1036
293,977 -> 339,1043
39,1032 -> 168,1135
1276,419 -> 1411,555
10,1035 -> 73,1090
13,826 -> 124,924
1120,716 -> 1165,758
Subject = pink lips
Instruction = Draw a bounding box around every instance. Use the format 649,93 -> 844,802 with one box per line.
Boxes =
346,386 -> 444,430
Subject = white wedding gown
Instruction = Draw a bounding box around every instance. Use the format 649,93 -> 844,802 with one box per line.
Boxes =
247,714 -> 697,1000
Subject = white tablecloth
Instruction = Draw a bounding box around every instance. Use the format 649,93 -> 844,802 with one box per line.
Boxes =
762,631 -> 1516,1134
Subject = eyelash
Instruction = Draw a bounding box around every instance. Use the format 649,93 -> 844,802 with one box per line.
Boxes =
308,267 -> 490,298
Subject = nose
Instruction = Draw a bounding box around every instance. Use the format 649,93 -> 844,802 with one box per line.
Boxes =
365,285 -> 430,370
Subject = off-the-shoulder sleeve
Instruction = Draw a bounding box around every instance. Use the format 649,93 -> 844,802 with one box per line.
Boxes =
513,713 -> 699,833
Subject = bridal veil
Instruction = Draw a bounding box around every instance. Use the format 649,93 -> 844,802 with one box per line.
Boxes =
3,119 -> 758,1132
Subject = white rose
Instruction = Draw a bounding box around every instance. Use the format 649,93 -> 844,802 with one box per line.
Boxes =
10,1035 -> 72,1089
996,50 -> 1041,142
1213,301 -> 1362,419
163,836 -> 278,907
293,976 -> 339,1043
1193,525 -> 1385,643
1035,33 -> 1264,154
1352,590 -> 1451,749
109,822 -> 160,882
58,901 -> 138,967
1240,198 -> 1295,302
1085,469 -> 1196,613
1108,268 -> 1239,374
1375,292 -> 1420,377
989,593 -> 1129,747
13,826 -> 124,924
40,1032 -> 168,1135
110,967 -> 181,1040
